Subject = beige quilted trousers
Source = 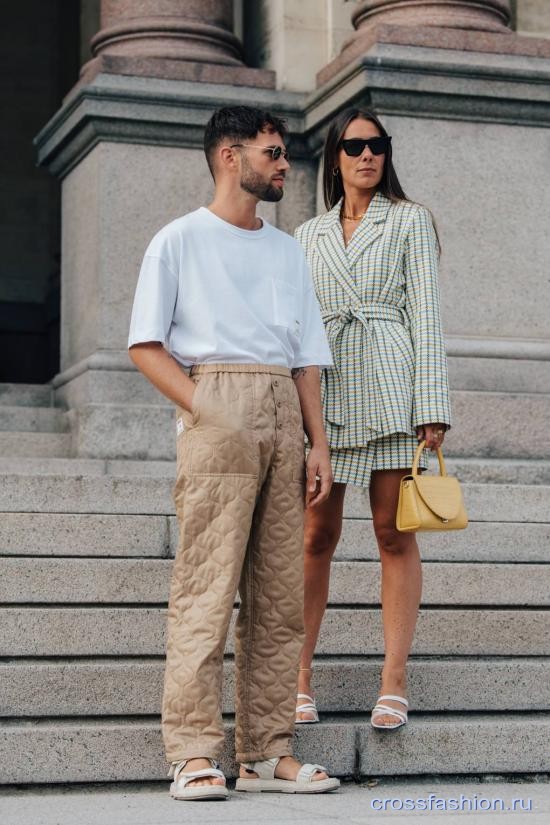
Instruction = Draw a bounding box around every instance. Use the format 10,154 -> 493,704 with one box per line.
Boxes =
162,364 -> 306,764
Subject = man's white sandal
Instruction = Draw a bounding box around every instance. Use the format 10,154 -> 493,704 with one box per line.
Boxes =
169,758 -> 229,801
371,694 -> 409,730
235,757 -> 340,794
295,693 -> 319,724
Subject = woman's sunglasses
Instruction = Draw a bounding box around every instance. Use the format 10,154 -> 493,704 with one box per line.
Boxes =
340,136 -> 391,157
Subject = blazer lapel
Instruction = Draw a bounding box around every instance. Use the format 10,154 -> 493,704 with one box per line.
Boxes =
316,201 -> 360,302
345,192 -> 391,268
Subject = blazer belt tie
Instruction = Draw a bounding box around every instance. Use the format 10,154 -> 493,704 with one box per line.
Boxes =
321,302 -> 405,431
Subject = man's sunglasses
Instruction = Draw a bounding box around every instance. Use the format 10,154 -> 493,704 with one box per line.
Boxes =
231,144 -> 289,162
340,136 -> 391,157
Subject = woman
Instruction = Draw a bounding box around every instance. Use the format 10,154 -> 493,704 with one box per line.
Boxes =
294,108 -> 451,730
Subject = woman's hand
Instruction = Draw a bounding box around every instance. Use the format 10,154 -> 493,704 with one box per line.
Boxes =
305,443 -> 333,508
416,423 -> 447,451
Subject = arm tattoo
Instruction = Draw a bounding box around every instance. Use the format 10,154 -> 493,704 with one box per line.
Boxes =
291,367 -> 308,380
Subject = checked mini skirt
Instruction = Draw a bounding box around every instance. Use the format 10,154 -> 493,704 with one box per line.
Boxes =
330,432 -> 429,489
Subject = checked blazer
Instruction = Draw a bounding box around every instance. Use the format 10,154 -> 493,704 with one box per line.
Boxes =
294,192 -> 451,450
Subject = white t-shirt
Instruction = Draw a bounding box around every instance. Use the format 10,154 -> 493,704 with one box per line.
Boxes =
128,207 -> 333,369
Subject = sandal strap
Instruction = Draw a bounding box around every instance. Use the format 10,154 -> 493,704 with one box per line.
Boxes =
296,763 -> 328,783
377,694 -> 408,708
176,768 -> 226,788
296,702 -> 318,713
240,757 -> 280,780
372,704 -> 407,723
296,693 -> 316,703
169,758 -> 224,785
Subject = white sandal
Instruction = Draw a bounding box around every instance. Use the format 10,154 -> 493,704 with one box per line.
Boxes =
235,756 -> 340,794
295,693 -> 319,724
371,694 -> 409,730
169,758 -> 229,801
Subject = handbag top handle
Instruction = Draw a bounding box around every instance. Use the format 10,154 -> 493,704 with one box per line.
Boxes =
412,440 -> 447,478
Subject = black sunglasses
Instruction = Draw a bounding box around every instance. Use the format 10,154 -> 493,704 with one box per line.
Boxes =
340,136 -> 391,157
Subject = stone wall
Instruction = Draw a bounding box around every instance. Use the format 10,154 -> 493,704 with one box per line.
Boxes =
516,0 -> 550,36
244,0 -> 353,91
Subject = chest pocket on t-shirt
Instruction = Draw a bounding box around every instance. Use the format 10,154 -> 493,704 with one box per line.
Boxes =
271,279 -> 301,339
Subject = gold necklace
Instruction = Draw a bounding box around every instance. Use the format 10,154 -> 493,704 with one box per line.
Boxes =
340,205 -> 366,221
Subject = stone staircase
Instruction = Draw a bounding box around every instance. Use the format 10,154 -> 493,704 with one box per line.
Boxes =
0,382 -> 549,783
0,384 -> 71,459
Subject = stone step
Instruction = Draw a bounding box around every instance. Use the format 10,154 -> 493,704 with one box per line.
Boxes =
0,475 -> 547,521
0,714 -> 548,783
68,391 -> 550,460
0,406 -> 69,433
442,391 -> 550,459
444,456 -> 550,486
344,483 -> 549,523
0,432 -> 72,458
1,558 -> 548,606
1,607 -> 548,657
0,454 -> 549,485
0,383 -> 53,407
1,513 -> 548,563
1,657 -> 548,718
0,457 -> 105,476
0,513 -> 171,558
338,520 -> 550,562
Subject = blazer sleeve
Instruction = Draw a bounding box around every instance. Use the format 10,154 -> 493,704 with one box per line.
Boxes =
403,207 -> 452,430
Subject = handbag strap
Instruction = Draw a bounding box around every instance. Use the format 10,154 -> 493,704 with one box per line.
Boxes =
412,439 -> 447,477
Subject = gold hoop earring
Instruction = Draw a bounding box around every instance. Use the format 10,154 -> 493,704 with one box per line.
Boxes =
332,167 -> 339,177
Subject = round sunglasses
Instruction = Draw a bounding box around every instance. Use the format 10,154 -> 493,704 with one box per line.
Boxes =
341,136 -> 391,157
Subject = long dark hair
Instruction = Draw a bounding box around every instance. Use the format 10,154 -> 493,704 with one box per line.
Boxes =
322,107 -> 408,210
322,107 -> 440,252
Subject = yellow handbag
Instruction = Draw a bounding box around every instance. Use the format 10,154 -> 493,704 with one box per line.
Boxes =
396,440 -> 468,532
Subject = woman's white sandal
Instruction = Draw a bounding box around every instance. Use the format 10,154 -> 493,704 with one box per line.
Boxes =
235,757 -> 339,794
169,758 -> 229,801
371,694 -> 409,730
295,693 -> 319,724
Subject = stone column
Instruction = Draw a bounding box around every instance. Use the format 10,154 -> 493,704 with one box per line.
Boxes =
81,0 -> 273,86
318,0 -> 525,85
91,0 -> 243,66
350,0 -> 512,35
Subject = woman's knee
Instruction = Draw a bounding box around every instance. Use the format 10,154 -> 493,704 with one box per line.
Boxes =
373,520 -> 411,555
304,521 -> 341,559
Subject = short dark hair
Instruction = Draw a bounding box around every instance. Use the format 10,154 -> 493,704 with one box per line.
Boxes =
204,106 -> 288,177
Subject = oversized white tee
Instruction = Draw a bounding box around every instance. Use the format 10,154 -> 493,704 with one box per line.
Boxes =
128,207 -> 333,369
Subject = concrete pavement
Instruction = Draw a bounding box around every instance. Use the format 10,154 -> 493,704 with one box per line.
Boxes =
1,778 -> 549,825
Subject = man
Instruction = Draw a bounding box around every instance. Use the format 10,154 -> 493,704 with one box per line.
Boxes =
128,106 -> 339,800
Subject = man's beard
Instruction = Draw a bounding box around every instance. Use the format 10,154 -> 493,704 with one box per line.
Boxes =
240,157 -> 284,202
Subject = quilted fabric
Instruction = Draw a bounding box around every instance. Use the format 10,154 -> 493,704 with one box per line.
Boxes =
162,365 -> 306,764
294,192 -> 452,450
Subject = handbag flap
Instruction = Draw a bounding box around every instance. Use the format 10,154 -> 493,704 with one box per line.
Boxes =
414,476 -> 463,521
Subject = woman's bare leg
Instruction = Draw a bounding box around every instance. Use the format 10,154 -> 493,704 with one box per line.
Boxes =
296,482 -> 347,721
369,469 -> 422,726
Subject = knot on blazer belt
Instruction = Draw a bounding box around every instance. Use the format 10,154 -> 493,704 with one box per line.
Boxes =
320,302 -> 406,432
323,302 -> 404,327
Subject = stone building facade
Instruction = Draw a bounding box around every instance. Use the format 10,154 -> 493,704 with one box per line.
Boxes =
1,2 -> 549,405
1,0 -> 550,786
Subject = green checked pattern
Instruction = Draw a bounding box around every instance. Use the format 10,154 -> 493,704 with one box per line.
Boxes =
295,192 -> 451,451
